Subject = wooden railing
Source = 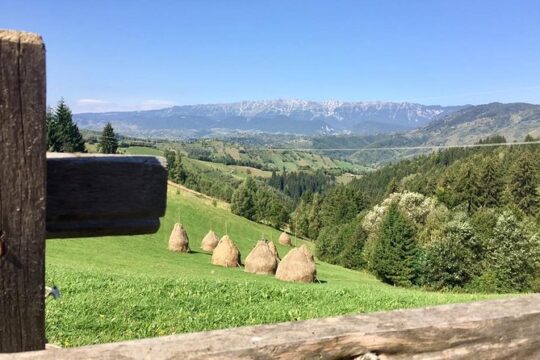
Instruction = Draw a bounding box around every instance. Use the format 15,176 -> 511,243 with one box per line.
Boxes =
2,294 -> 540,359
0,29 -> 167,353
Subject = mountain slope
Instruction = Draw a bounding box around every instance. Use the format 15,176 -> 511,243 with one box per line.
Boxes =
418,102 -> 540,145
74,100 -> 461,137
308,102 -> 540,166
45,185 -> 494,347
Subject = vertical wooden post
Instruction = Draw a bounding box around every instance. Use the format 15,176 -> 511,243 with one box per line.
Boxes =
0,30 -> 47,352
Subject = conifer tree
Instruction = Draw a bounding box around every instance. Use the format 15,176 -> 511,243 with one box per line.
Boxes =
509,151 -> 539,215
46,108 -> 61,152
372,203 -> 418,286
478,157 -> 503,208
456,162 -> 481,212
170,152 -> 187,184
231,177 -> 257,220
98,122 -> 119,154
385,177 -> 399,196
47,99 -> 86,152
307,193 -> 323,239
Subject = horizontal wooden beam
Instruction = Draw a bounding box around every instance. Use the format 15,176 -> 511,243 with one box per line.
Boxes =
46,153 -> 167,238
5,295 -> 540,359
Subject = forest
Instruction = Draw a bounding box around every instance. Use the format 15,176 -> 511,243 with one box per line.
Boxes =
166,135 -> 540,294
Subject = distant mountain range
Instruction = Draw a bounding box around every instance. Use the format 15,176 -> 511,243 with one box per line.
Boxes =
418,102 -> 540,145
308,102 -> 540,166
74,100 -> 464,137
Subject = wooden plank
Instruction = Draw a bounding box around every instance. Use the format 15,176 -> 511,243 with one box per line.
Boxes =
0,29 -> 47,352
4,295 -> 540,359
46,153 -> 167,238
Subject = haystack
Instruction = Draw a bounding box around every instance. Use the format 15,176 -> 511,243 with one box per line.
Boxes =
201,230 -> 220,252
268,241 -> 280,261
211,235 -> 241,267
168,223 -> 191,253
278,232 -> 291,246
275,245 -> 317,283
245,240 -> 279,275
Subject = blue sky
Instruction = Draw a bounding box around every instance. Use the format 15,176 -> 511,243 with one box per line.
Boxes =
2,0 -> 540,112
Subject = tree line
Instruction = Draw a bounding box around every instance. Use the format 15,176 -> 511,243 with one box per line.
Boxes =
46,99 -> 118,154
165,150 -> 293,228
296,136 -> 540,293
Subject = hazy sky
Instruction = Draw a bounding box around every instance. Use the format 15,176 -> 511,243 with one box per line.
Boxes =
2,0 -> 540,112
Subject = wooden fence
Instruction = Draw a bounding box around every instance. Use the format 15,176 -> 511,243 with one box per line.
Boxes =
0,29 -> 167,353
1,29 -> 540,359
3,294 -> 540,359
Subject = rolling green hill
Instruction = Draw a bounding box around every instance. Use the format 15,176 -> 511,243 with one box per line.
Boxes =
175,139 -> 369,174
45,185 -> 497,347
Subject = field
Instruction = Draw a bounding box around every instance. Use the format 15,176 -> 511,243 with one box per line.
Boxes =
118,146 -> 164,156
186,158 -> 272,179
46,186 -> 499,348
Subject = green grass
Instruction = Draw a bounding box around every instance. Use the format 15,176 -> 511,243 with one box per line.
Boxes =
46,187 -> 498,347
119,146 -> 164,156
187,158 -> 272,180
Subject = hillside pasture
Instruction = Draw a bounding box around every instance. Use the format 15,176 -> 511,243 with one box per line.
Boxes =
45,186 -> 499,348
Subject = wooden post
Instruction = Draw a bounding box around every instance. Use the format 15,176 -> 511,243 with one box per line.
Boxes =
0,30 -> 47,352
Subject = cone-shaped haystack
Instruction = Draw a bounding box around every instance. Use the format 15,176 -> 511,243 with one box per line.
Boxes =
201,230 -> 220,252
212,235 -> 241,267
268,241 -> 280,261
168,223 -> 191,253
275,245 -> 316,283
279,232 -> 291,246
245,240 -> 279,275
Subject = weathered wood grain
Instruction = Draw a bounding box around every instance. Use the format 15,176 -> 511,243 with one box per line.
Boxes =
0,29 -> 47,352
4,295 -> 540,359
46,153 -> 167,238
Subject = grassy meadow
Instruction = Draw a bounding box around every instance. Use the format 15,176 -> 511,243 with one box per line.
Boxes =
46,186 -> 499,347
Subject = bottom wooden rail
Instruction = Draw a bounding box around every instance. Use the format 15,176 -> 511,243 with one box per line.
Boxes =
3,294 -> 540,359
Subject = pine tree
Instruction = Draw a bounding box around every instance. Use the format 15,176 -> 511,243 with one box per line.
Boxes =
456,162 -> 481,213
385,177 -> 399,196
478,157 -> 503,208
231,177 -> 257,220
98,122 -> 119,154
171,152 -> 187,184
372,203 -> 418,286
46,108 -> 61,152
340,220 -> 368,269
307,193 -> 323,239
50,99 -> 86,152
292,196 -> 311,237
509,151 -> 539,215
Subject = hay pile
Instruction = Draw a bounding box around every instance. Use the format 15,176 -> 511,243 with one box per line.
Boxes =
245,240 -> 279,275
212,235 -> 241,267
275,245 -> 316,283
168,223 -> 191,253
278,232 -> 291,246
201,230 -> 220,252
268,241 -> 280,261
